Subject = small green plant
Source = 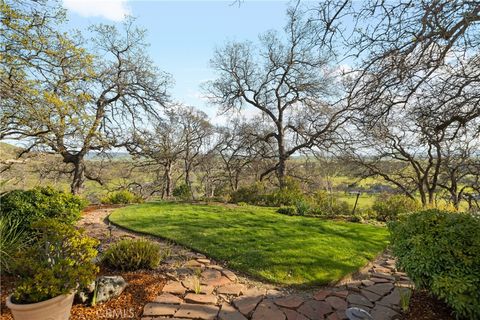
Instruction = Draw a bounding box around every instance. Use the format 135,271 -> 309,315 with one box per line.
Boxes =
193,276 -> 201,294
373,194 -> 419,221
102,238 -> 167,271
12,219 -> 99,304
295,200 -> 310,216
277,206 -> 296,216
101,190 -> 143,204
237,202 -> 249,206
399,288 -> 412,312
173,184 -> 192,201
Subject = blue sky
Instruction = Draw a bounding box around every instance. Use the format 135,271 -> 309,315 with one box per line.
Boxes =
63,0 -> 291,121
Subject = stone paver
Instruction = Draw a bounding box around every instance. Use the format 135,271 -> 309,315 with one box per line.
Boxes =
163,281 -> 187,295
222,269 -> 238,282
251,300 -> 286,320
217,283 -> 245,296
297,300 -> 332,320
154,293 -> 184,304
346,294 -> 374,308
360,289 -> 382,302
325,296 -> 347,310
274,295 -> 305,309
143,303 -> 179,316
280,308 -> 309,320
184,293 -> 217,305
201,269 -> 222,281
174,303 -> 219,320
204,276 -> 231,287
233,295 -> 264,316
219,303 -> 248,320
313,289 -> 331,301
363,283 -> 394,296
371,305 -> 401,320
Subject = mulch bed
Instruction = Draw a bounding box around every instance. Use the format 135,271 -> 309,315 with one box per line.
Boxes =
0,269 -> 165,320
402,289 -> 455,320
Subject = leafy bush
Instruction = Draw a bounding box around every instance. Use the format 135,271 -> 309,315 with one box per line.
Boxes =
230,182 -> 266,204
263,179 -> 305,206
310,191 -> 350,216
173,184 -> 192,201
12,219 -> 99,304
373,194 -> 420,221
0,217 -> 30,274
277,206 -> 296,216
348,214 -> 364,223
390,209 -> 480,319
101,190 -> 143,204
0,186 -> 87,232
102,239 -> 168,271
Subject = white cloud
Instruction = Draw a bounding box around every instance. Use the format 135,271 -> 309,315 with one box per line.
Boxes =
63,0 -> 130,22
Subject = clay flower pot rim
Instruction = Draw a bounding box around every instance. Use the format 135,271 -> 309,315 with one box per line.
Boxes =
6,292 -> 74,311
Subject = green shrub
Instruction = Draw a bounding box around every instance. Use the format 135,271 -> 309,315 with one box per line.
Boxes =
102,239 -> 168,271
389,209 -> 480,319
373,194 -> 420,221
101,189 -> 143,204
310,191 -> 350,216
0,186 -> 87,232
277,206 -> 296,216
263,179 -> 305,206
173,184 -> 192,201
230,182 -> 266,204
12,219 -> 99,304
348,214 -> 364,223
295,200 -> 310,216
0,217 -> 30,274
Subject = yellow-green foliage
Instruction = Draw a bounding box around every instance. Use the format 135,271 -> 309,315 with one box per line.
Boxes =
373,194 -> 420,221
102,239 -> 168,271
12,220 -> 99,304
0,186 -> 87,230
101,190 -> 143,205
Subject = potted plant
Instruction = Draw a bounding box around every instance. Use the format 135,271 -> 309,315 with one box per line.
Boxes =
6,219 -> 99,320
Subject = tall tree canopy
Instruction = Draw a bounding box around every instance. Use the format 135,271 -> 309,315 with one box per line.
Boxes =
1,0 -> 171,194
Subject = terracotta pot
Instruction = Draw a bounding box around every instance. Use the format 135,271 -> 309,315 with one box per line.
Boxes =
6,292 -> 75,320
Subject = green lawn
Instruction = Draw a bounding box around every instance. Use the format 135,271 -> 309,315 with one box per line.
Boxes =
109,202 -> 389,287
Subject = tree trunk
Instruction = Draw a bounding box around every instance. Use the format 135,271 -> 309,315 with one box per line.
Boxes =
277,127 -> 287,188
419,186 -> 427,207
163,161 -> 172,198
70,158 -> 86,195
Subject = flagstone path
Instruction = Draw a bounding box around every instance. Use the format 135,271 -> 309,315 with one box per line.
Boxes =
141,252 -> 412,320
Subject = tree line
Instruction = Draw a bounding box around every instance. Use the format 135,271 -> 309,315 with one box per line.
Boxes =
1,0 -> 479,209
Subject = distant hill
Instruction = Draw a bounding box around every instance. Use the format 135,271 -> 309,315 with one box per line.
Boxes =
0,142 -> 131,161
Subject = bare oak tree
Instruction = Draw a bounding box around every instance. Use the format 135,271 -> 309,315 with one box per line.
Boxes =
205,3 -> 347,188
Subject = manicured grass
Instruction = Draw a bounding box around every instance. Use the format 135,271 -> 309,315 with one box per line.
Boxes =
109,202 -> 389,287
